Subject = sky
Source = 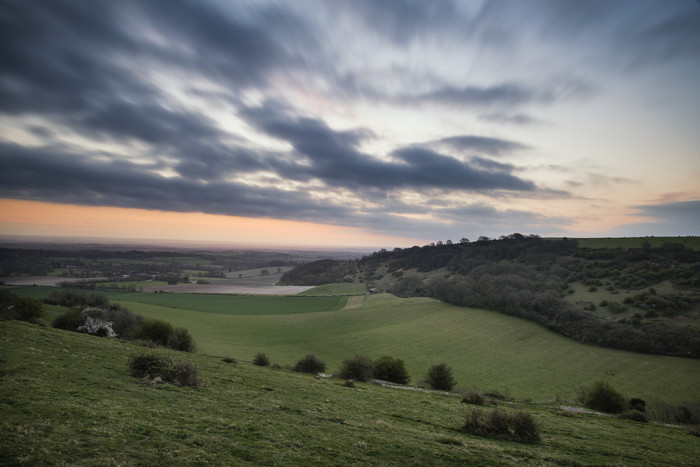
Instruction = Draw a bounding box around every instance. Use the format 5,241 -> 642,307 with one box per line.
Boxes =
1,0 -> 699,249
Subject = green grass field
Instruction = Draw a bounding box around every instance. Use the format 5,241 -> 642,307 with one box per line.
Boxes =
2,320 -> 699,466
10,286 -> 698,402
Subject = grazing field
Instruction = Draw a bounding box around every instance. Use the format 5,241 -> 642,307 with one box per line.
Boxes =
5,285 -> 700,401
10,285 -> 698,402
2,320 -> 699,466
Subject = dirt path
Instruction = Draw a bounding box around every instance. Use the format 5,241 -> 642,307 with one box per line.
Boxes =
342,295 -> 365,310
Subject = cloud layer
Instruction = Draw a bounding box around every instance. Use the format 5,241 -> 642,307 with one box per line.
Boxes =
1,0 -> 699,243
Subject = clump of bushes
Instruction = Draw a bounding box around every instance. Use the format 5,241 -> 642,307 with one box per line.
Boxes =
0,291 -> 44,323
127,352 -> 201,387
424,363 -> 456,391
293,354 -> 326,374
253,352 -> 270,367
373,355 -> 410,384
462,408 -> 540,443
132,319 -> 196,352
461,391 -> 486,406
584,381 -> 627,414
339,354 -> 374,382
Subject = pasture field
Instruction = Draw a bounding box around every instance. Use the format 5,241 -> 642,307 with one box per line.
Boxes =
571,236 -> 700,250
2,320 -> 699,466
8,286 -> 698,402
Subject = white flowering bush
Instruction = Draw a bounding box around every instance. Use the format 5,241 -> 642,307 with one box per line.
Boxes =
77,307 -> 117,338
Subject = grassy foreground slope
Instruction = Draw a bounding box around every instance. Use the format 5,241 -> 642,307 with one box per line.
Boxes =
88,290 -> 700,402
2,320 -> 699,466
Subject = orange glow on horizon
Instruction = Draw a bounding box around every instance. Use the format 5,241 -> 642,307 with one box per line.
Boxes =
0,199 -> 424,249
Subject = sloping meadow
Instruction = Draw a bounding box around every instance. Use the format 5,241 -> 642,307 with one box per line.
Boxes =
2,320 -> 699,466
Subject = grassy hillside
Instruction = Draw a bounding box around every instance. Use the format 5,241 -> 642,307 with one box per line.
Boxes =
12,285 -> 698,403
2,320 -> 699,466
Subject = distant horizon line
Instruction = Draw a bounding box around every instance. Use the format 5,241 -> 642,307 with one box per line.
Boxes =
0,233 -> 695,253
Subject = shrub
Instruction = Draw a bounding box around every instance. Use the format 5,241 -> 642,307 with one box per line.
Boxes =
169,327 -> 196,352
629,397 -> 646,412
132,319 -> 174,346
373,356 -> 410,384
11,297 -> 44,322
222,356 -> 237,364
461,391 -> 486,406
52,308 -> 85,331
339,355 -> 374,382
127,352 -> 201,387
293,354 -> 326,374
510,412 -> 541,443
424,363 -> 456,391
253,352 -> 270,367
584,381 -> 627,414
170,361 -> 202,387
462,408 -> 540,443
105,305 -> 143,338
128,352 -> 173,378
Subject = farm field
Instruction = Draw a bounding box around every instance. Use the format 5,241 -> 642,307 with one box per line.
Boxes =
2,320 -> 699,466
9,285 -> 700,402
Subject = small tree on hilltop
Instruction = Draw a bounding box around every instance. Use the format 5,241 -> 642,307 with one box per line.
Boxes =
425,363 -> 456,391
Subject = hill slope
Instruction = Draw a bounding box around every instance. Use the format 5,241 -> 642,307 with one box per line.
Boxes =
2,320 -> 699,466
281,236 -> 700,358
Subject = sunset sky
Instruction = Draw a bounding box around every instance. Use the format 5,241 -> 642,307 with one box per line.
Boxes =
1,0 -> 699,249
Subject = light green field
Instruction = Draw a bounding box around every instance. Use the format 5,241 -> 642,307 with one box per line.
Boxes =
6,286 -> 700,402
107,292 -> 700,402
3,320 -> 699,466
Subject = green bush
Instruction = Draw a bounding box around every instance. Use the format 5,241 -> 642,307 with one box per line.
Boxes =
293,354 -> 326,374
11,297 -> 44,322
510,411 -> 541,443
461,391 -> 486,406
169,327 -> 196,352
253,352 -> 270,367
132,319 -> 174,346
424,363 -> 456,391
169,361 -> 202,387
127,352 -> 201,387
52,307 -> 84,331
128,352 -> 173,378
462,408 -> 540,443
372,356 -> 410,384
339,355 -> 374,382
584,381 -> 627,414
